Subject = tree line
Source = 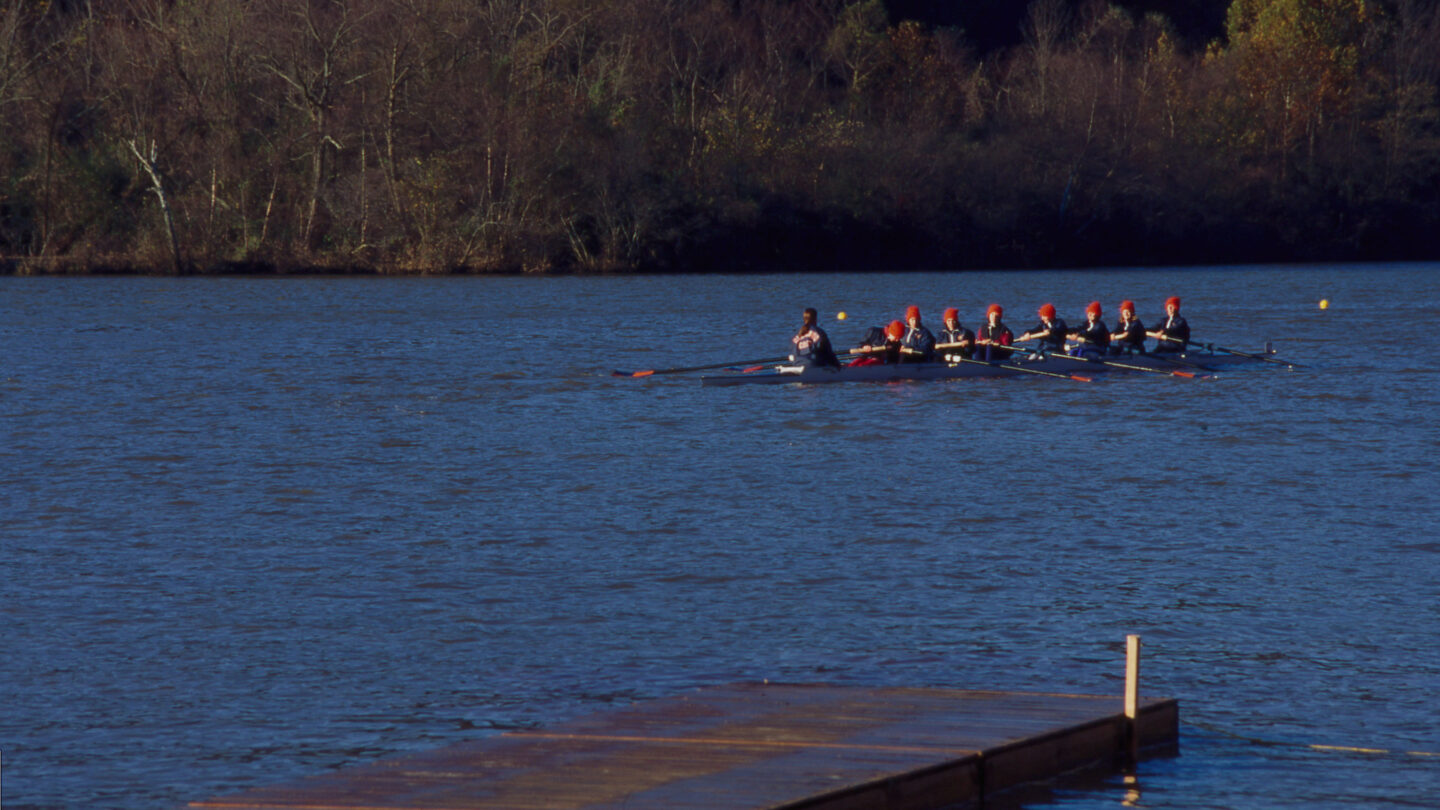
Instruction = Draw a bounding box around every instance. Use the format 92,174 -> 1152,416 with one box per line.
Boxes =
0,0 -> 1436,274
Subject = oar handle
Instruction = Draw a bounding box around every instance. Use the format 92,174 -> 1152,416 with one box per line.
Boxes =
1155,335 -> 1199,348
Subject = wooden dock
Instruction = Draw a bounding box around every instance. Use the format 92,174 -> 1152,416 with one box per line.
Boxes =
192,683 -> 1177,810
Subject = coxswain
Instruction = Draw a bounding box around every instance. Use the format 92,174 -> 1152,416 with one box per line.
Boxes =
1147,296 -> 1190,353
1110,300 -> 1146,355
936,307 -> 975,361
975,304 -> 1013,361
848,319 -> 905,365
792,307 -> 840,367
899,305 -> 937,363
1017,303 -> 1068,353
1066,301 -> 1110,359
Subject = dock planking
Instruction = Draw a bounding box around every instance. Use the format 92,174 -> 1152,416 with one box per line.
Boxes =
191,683 -> 1178,810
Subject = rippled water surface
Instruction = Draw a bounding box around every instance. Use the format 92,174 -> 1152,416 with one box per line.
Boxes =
3,265 -> 1438,809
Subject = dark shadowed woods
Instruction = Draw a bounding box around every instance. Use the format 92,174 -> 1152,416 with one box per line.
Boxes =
0,0 -> 1436,274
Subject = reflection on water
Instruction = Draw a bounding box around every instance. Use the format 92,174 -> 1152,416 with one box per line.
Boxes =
1122,772 -> 1141,808
1117,766 -> 1140,807
2,266 -> 1439,809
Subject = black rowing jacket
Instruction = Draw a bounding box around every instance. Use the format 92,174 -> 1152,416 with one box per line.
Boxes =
1069,320 -> 1110,354
1153,314 -> 1190,352
1025,318 -> 1069,352
1111,318 -> 1146,354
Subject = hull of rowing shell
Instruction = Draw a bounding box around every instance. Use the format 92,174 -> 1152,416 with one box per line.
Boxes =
698,349 -> 1275,386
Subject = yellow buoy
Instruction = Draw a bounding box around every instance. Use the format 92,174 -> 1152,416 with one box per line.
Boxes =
1319,299 -> 1330,310
837,311 -> 847,321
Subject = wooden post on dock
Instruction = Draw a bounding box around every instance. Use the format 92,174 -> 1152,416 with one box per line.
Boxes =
1125,634 -> 1141,762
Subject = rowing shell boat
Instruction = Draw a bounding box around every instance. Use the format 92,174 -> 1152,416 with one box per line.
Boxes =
699,344 -> 1285,386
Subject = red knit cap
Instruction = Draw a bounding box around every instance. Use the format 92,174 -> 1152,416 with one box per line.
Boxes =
886,320 -> 906,340
987,304 -> 1003,318
1120,300 -> 1135,314
1086,301 -> 1102,316
1166,296 -> 1181,308
944,307 -> 959,322
905,305 -> 921,322
1038,303 -> 1056,319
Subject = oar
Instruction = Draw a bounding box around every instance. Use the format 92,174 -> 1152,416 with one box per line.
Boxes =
957,356 -> 1093,382
1098,356 -> 1209,379
1002,344 -> 1186,380
1049,349 -> 1209,379
613,356 -> 791,377
1155,335 -> 1302,367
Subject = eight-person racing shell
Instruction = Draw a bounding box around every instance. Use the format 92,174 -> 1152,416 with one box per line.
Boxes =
806,297 -> 1196,370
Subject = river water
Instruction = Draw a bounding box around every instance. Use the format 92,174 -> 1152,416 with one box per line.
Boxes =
2,265 -> 1437,809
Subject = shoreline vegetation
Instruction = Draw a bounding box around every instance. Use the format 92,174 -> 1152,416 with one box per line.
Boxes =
1,0 -> 1437,277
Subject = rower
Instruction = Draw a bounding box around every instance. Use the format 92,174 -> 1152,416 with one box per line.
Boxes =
1017,303 -> 1068,353
1147,296 -> 1190,353
1066,301 -> 1110,359
792,307 -> 840,367
975,304 -> 1013,361
936,307 -> 975,361
1110,300 -> 1146,355
899,305 -> 936,363
848,319 -> 905,365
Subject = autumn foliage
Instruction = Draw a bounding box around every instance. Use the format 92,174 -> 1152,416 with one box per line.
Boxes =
0,0 -> 1435,274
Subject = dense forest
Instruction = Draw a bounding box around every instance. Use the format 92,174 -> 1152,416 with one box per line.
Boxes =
0,0 -> 1436,274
